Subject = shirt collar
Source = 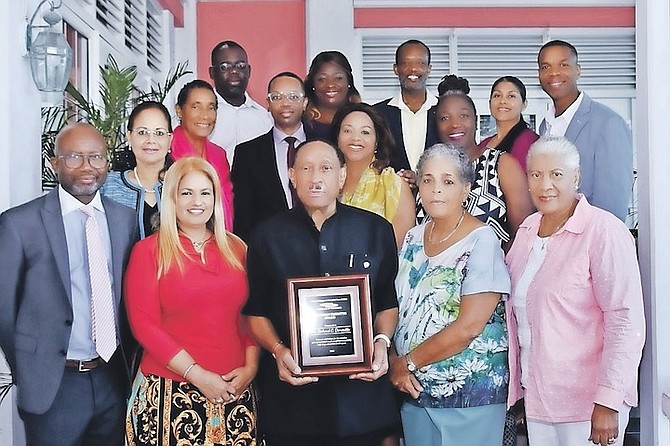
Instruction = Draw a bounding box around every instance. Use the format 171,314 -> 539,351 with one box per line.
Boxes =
520,193 -> 589,235
544,91 -> 584,126
292,200 -> 344,229
273,124 -> 306,146
559,193 -> 589,235
58,186 -> 105,216
216,91 -> 265,110
388,89 -> 437,112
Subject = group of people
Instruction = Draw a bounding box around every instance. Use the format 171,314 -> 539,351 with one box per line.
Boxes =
0,36 -> 644,446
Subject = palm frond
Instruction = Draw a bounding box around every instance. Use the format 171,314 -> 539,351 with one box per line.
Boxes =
140,61 -> 191,103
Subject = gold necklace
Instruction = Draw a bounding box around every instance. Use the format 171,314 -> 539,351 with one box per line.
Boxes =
428,210 -> 466,245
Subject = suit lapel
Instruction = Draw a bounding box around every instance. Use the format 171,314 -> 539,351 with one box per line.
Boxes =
41,188 -> 73,305
565,94 -> 591,141
264,131 -> 289,208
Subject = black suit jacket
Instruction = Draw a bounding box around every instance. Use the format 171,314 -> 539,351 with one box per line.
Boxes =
231,130 -> 290,241
373,97 -> 438,171
0,188 -> 137,414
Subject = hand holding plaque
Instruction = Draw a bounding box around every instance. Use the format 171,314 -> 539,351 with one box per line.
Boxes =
287,274 -> 374,376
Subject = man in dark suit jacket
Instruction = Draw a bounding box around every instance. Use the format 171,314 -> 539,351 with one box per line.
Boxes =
232,71 -> 308,240
374,39 -> 438,175
0,123 -> 137,445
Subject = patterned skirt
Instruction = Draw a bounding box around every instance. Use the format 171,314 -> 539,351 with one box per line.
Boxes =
126,370 -> 260,446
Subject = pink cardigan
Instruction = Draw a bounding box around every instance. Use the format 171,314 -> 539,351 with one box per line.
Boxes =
505,195 -> 644,423
170,126 -> 234,230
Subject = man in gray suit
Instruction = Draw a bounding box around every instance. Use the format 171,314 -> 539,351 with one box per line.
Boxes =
538,39 -> 633,221
0,123 -> 137,445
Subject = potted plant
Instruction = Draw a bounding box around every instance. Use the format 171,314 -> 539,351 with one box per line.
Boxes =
41,55 -> 191,189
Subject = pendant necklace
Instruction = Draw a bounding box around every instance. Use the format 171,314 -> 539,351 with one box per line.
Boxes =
429,210 -> 466,245
133,167 -> 156,194
191,235 -> 213,252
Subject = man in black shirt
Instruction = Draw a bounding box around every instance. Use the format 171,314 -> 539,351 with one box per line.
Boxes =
243,140 -> 399,446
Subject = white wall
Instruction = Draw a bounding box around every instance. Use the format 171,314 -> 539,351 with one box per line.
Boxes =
306,0 -> 359,69
0,0 -> 46,213
637,0 -> 670,444
0,1 -> 43,441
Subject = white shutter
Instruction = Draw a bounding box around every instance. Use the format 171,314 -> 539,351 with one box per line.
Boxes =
146,2 -> 163,71
96,0 -> 123,34
548,32 -> 636,90
124,0 -> 145,54
456,34 -> 543,90
361,34 -> 449,102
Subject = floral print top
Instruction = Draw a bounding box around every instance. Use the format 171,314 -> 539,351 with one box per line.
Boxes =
394,223 -> 511,408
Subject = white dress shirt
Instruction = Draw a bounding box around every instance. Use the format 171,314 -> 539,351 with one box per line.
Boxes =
542,91 -> 584,137
272,125 -> 306,208
58,187 -> 114,359
209,92 -> 273,164
388,89 -> 438,170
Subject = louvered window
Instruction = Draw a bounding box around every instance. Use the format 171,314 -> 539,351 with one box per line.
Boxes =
361,34 -> 449,102
549,33 -> 636,90
146,2 -> 163,71
456,34 -> 543,90
360,29 -> 636,100
124,0 -> 145,53
96,0 -> 123,33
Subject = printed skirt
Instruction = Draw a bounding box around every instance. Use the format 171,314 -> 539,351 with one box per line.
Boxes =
126,370 -> 260,446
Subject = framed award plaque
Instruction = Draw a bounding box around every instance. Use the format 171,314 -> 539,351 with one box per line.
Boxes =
286,274 -> 373,376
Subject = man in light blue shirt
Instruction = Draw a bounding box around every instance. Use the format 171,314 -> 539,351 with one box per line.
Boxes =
0,123 -> 137,445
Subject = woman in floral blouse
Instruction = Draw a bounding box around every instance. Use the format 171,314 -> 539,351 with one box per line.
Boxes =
390,143 -> 511,446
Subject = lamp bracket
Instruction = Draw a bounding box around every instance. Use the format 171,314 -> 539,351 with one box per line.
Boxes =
26,0 -> 65,52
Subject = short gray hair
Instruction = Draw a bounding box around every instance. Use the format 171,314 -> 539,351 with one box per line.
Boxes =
416,143 -> 475,184
527,136 -> 580,173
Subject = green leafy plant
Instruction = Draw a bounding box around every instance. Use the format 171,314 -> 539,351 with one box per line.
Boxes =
41,55 -> 191,187
41,105 -> 68,189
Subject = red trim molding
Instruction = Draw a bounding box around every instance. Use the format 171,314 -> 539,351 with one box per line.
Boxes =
157,0 -> 184,27
354,7 -> 634,28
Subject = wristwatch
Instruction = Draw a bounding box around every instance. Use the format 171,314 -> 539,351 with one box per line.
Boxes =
405,354 -> 418,373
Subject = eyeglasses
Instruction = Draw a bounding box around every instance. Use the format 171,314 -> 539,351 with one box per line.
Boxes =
267,91 -> 305,103
212,61 -> 249,72
57,154 -> 109,169
132,128 -> 171,139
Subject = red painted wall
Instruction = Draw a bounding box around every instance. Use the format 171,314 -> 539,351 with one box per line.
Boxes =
158,0 -> 184,27
197,1 -> 306,104
354,6 -> 635,28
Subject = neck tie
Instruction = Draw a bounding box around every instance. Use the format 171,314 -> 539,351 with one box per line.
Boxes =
285,136 -> 298,207
81,206 -> 117,362
285,136 -> 298,168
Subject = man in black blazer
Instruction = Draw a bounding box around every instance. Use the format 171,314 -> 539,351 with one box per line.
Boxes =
0,123 -> 137,445
374,39 -> 438,177
232,71 -> 308,240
